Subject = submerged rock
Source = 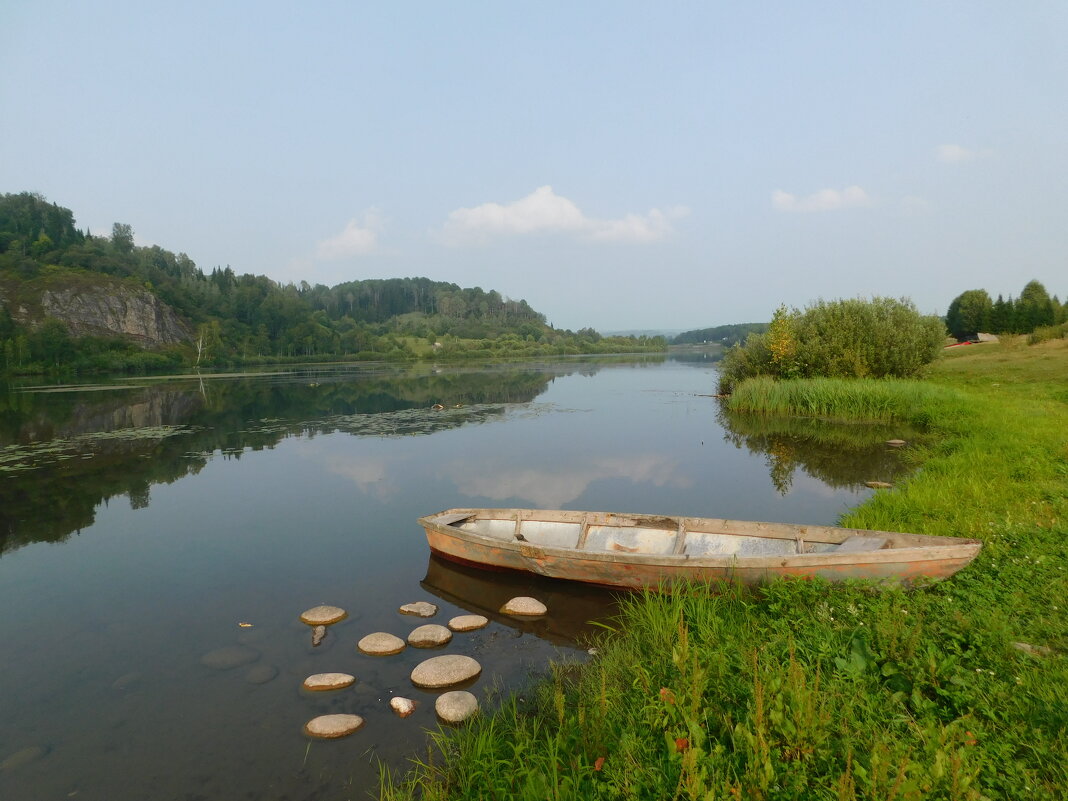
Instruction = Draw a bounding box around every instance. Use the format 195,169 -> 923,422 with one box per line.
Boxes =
399,601 -> 438,617
244,664 -> 278,685
303,714 -> 364,739
358,632 -> 406,655
111,671 -> 142,691
199,644 -> 260,670
407,624 -> 452,648
302,672 -> 356,691
448,614 -> 489,632
864,481 -> 893,489
390,697 -> 417,717
500,596 -> 547,616
411,654 -> 482,688
0,745 -> 49,772
311,625 -> 327,647
300,605 -> 347,625
436,691 -> 479,724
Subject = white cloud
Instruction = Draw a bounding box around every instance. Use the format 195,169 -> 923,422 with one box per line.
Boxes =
772,186 -> 871,213
441,185 -> 687,244
316,209 -> 383,259
936,144 -> 993,163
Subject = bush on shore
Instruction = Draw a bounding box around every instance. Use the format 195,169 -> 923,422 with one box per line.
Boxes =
718,298 -> 946,394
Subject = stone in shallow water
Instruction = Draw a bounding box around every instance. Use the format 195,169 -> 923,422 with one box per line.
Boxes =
408,624 -> 452,648
390,697 -> 417,717
0,745 -> 48,771
311,625 -> 327,647
303,714 -> 364,739
864,481 -> 893,490
300,605 -> 347,625
358,632 -> 406,655
436,691 -> 479,724
399,601 -> 438,617
500,596 -> 547,616
448,614 -> 489,632
200,644 -> 260,670
303,672 -> 356,691
886,439 -> 907,447
411,654 -> 482,688
245,664 -> 278,685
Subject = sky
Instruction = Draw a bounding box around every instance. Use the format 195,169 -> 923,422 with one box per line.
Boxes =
2,2 -> 1065,332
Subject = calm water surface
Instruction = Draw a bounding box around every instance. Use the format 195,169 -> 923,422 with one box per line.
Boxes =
0,357 -> 911,800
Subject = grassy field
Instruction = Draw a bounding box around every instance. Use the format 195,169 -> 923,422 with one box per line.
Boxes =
381,339 -> 1068,801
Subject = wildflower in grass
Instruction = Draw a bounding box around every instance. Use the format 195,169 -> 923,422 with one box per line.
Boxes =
593,756 -> 605,772
659,687 -> 676,705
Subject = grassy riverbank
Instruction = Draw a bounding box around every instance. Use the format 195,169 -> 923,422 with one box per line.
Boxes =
382,339 -> 1068,800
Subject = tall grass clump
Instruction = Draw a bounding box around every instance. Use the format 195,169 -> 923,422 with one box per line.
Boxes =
1027,322 -> 1068,345
726,376 -> 967,426
718,297 -> 945,393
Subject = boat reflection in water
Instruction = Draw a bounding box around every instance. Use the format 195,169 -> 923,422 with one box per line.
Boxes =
420,553 -> 624,648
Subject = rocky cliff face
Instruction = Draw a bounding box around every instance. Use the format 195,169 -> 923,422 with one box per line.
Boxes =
3,278 -> 192,347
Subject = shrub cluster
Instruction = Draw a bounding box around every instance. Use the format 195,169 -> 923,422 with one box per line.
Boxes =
718,297 -> 945,393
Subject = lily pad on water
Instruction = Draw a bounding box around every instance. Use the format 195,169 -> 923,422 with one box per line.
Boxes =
0,425 -> 202,474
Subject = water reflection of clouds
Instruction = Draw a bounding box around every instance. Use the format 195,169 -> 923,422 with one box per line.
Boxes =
448,453 -> 691,507
318,452 -> 397,500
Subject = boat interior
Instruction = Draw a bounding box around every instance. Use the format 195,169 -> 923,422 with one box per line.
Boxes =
440,511 -> 896,557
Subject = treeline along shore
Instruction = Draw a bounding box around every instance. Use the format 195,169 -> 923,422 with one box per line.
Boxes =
0,192 -> 665,375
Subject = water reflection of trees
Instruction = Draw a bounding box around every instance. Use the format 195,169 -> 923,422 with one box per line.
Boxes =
0,364 -> 592,554
717,407 -> 920,494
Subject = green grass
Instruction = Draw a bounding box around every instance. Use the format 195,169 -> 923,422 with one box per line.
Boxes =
725,375 -> 966,426
381,339 -> 1068,801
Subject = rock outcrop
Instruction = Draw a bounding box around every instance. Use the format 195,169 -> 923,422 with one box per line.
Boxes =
38,283 -> 190,345
1,275 -> 191,347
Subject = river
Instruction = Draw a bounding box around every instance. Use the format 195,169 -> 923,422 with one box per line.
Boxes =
0,356 -> 912,800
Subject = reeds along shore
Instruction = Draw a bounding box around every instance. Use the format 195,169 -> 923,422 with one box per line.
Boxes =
382,338 -> 1068,801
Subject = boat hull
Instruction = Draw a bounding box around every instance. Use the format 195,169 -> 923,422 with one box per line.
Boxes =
420,508 -> 981,590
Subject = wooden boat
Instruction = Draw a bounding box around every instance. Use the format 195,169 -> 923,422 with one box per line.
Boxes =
418,508 -> 982,590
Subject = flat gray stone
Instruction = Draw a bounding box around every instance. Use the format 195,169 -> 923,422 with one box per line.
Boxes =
300,605 -> 347,625
448,614 -> 489,632
244,664 -> 278,685
408,624 -> 453,648
0,745 -> 48,771
886,439 -> 907,447
500,596 -> 547,616
303,714 -> 364,739
411,654 -> 482,688
200,644 -> 260,670
390,697 -> 417,717
399,601 -> 438,617
303,672 -> 356,691
436,690 -> 479,724
358,632 -> 406,655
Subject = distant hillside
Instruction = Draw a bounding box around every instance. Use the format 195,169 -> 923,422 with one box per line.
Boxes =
672,322 -> 768,346
0,192 -> 664,373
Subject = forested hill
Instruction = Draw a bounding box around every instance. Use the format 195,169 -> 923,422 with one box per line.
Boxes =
672,322 -> 768,346
0,192 -> 662,373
